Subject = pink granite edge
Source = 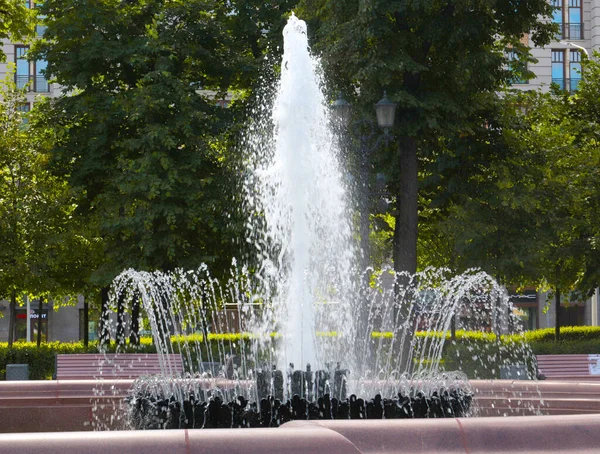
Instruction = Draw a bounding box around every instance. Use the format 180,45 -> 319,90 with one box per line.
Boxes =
3,414 -> 600,454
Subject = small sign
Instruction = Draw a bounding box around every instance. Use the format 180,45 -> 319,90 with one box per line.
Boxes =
509,290 -> 538,305
29,310 -> 47,319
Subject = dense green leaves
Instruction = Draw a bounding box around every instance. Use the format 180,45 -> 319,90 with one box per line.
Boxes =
422,57 -> 600,297
0,74 -> 96,302
0,0 -> 34,61
30,0 -> 293,282
299,0 -> 555,274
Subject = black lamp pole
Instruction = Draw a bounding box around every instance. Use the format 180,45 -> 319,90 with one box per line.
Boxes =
333,92 -> 396,268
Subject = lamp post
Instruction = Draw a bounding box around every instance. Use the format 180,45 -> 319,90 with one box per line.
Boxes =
332,92 -> 397,268
559,40 -> 590,58
559,40 -> 589,92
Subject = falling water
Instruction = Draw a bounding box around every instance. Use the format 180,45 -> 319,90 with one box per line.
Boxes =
243,13 -> 357,371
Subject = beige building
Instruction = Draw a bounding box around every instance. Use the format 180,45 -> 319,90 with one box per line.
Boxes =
0,2 -> 59,111
513,0 -> 600,92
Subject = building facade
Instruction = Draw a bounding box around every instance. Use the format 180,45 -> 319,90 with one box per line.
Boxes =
513,0 -> 600,92
510,288 -> 600,331
0,296 -> 97,343
0,1 -> 60,110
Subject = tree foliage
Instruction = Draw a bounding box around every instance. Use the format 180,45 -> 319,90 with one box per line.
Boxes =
0,0 -> 34,61
31,0 -> 296,283
423,56 -> 600,297
0,73 -> 97,302
298,0 -> 555,274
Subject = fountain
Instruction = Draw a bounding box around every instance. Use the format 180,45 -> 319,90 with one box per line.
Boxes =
95,13 -> 537,430
3,13 -> 600,454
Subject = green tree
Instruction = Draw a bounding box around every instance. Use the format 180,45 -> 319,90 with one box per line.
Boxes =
0,74 -> 97,346
31,0 -> 299,344
427,67 -> 599,339
299,0 -> 555,275
0,0 -> 34,61
33,0 -> 235,280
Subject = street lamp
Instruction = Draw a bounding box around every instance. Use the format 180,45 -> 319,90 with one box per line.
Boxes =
375,91 -> 397,131
332,93 -> 352,126
332,92 -> 397,131
332,92 -> 397,267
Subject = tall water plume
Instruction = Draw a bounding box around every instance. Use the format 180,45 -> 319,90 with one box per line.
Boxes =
242,13 -> 357,371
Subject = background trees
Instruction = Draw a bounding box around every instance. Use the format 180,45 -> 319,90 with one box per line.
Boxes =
26,0 -> 298,343
299,0 -> 555,275
2,0 -> 597,345
0,0 -> 34,61
0,75 -> 98,346
421,57 -> 600,339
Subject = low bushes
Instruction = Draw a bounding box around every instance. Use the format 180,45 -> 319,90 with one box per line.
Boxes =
3,327 -> 600,380
0,342 -> 96,380
0,339 -> 160,380
522,326 -> 600,343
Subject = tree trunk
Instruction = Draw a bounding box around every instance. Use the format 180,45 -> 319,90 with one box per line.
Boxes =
37,296 -> 43,347
555,287 -> 561,342
393,136 -> 418,276
8,290 -> 16,347
129,295 -> 140,346
390,136 -> 419,374
83,298 -> 89,347
99,286 -> 111,347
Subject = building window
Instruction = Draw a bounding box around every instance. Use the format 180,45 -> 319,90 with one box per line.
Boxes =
35,59 -> 49,92
507,50 -> 528,84
14,309 -> 48,342
15,46 -> 50,93
18,102 -> 30,124
552,49 -> 581,93
551,49 -> 566,89
569,49 -> 582,92
79,309 -> 98,341
509,289 -> 538,331
559,304 -> 586,326
15,45 -> 30,89
33,1 -> 47,36
552,0 -> 583,40
14,46 -> 50,93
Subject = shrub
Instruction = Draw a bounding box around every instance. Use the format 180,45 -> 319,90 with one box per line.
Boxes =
0,341 -> 96,380
3,327 -> 600,380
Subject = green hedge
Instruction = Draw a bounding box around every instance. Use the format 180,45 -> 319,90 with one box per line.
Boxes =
529,340 -> 600,355
4,327 -> 600,380
521,326 -> 600,343
0,335 -> 255,380
0,342 -> 98,380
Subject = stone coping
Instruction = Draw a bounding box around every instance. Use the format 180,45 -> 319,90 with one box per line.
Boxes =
1,414 -> 600,453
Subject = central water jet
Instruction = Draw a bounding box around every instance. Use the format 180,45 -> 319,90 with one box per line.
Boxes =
245,13 -> 357,372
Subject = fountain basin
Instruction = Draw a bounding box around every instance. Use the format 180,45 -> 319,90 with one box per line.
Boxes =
2,379 -> 600,432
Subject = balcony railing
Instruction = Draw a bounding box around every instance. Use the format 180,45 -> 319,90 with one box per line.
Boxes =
15,75 -> 50,93
556,22 -> 584,40
551,77 -> 581,93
